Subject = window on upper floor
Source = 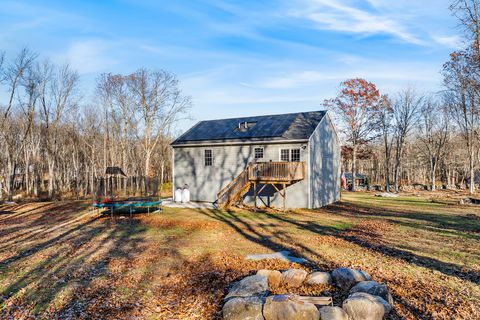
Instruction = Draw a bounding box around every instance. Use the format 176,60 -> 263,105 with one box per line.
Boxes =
291,149 -> 300,162
280,149 -> 290,162
254,147 -> 264,159
204,149 -> 212,166
280,148 -> 301,162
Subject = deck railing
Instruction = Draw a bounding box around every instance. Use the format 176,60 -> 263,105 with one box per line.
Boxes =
248,161 -> 305,182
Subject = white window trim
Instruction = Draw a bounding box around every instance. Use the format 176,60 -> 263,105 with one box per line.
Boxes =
254,147 -> 264,159
279,148 -> 290,162
291,148 -> 301,162
279,148 -> 303,162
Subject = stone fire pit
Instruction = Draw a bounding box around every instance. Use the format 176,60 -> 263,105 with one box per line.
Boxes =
223,267 -> 393,320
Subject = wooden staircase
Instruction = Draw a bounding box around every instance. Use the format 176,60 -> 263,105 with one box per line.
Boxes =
216,162 -> 305,209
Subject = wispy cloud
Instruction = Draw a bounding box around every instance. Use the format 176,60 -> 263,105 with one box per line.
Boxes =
289,0 -> 423,44
431,35 -> 462,49
249,66 -> 438,90
286,0 -> 461,48
245,71 -> 328,89
60,39 -> 121,74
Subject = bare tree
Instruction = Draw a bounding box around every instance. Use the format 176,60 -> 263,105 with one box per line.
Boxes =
1,48 -> 37,201
451,0 -> 480,50
442,0 -> 480,193
418,97 -> 450,191
126,69 -> 191,194
392,88 -> 423,192
39,62 -> 80,197
96,73 -> 137,194
1,48 -> 37,126
375,95 -> 394,191
443,49 -> 480,194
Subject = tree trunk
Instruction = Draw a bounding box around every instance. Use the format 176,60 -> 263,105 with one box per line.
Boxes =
394,159 -> 400,193
351,144 -> 357,192
160,160 -> 164,198
48,160 -> 55,198
145,150 -> 152,196
470,146 -> 475,194
7,162 -> 17,202
430,159 -> 437,191
384,160 -> 390,192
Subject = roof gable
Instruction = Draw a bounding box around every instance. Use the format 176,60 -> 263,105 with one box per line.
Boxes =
172,111 -> 326,146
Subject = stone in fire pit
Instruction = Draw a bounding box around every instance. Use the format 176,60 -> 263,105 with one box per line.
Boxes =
281,269 -> 308,288
343,292 -> 392,320
331,267 -> 372,290
225,275 -> 269,299
319,306 -> 348,320
222,267 -> 393,320
257,269 -> 282,287
263,295 -> 319,320
222,296 -> 265,320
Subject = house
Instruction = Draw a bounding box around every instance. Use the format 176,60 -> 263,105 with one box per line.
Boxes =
170,110 -> 341,209
344,173 -> 367,188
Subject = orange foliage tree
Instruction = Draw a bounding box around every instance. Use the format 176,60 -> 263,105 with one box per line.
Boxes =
325,78 -> 384,191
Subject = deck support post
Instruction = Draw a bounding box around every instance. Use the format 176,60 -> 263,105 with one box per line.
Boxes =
283,183 -> 286,212
256,183 -> 269,209
258,196 -> 269,208
253,182 -> 257,212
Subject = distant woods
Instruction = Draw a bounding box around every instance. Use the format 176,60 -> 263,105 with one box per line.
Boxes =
328,1 -> 480,194
328,84 -> 450,193
0,49 -> 190,201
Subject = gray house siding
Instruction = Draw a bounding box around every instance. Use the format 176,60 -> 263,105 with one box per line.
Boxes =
173,142 -> 310,208
308,114 -> 341,208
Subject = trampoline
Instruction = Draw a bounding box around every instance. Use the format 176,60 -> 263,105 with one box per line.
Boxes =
93,198 -> 162,217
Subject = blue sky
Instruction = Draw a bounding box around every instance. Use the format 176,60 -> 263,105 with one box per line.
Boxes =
0,0 -> 462,132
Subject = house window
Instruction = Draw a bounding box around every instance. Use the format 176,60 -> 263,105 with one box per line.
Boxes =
254,147 -> 264,159
280,148 -> 301,162
291,149 -> 300,162
280,149 -> 290,162
204,149 -> 212,166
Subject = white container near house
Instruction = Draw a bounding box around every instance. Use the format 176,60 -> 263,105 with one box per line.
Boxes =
181,187 -> 190,203
174,188 -> 183,203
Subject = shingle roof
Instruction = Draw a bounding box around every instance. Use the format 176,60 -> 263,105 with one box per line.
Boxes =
171,111 -> 327,146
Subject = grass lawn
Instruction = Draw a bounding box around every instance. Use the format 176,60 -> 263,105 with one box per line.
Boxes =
0,192 -> 479,319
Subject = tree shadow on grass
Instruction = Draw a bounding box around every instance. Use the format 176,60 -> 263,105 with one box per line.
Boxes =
197,207 -> 478,319
198,208 -> 338,271
55,216 -> 199,319
0,202 -> 91,243
0,203 -> 54,222
325,200 -> 480,238
263,208 -> 480,286
0,204 -> 151,319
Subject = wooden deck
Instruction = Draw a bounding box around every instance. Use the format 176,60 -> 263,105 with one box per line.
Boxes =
217,162 -> 306,210
248,161 -> 305,183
